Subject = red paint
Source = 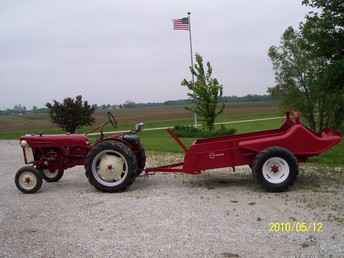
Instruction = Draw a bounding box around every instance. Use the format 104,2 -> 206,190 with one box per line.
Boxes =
20,133 -> 144,172
145,112 -> 341,174
271,165 -> 279,173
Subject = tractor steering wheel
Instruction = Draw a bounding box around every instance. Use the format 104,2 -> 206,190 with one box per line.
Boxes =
107,112 -> 118,128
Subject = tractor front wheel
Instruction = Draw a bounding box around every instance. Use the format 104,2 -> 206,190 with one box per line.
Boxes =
42,169 -> 64,182
85,141 -> 137,192
253,147 -> 298,192
15,166 -> 43,194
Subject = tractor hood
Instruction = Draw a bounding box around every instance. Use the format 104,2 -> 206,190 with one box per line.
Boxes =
20,134 -> 90,148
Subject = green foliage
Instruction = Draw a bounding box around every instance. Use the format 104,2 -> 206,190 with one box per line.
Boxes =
302,0 -> 343,62
46,95 -> 96,133
269,27 -> 324,131
302,0 -> 344,130
174,125 -> 236,138
269,0 -> 344,131
181,53 -> 225,131
310,141 -> 344,166
122,100 -> 136,108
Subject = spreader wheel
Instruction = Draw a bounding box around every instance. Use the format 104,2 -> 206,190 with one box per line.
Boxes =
15,166 -> 43,194
85,141 -> 137,192
253,147 -> 298,192
42,169 -> 64,182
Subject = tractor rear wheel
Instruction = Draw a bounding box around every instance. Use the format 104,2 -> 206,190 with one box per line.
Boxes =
42,169 -> 64,182
85,141 -> 137,192
252,147 -> 298,192
136,147 -> 146,176
15,166 -> 43,194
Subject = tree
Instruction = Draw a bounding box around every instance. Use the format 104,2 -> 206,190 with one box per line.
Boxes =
269,0 -> 344,131
302,0 -> 343,63
181,53 -> 225,131
301,0 -> 344,130
13,104 -> 26,113
123,100 -> 136,108
46,95 -> 96,133
269,27 -> 327,131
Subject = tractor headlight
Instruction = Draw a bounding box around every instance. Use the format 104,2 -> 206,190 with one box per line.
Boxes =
20,140 -> 28,147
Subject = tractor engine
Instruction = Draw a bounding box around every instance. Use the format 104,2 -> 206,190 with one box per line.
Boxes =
36,148 -> 62,171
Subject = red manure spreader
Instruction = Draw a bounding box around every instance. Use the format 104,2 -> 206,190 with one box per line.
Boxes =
15,112 -> 341,193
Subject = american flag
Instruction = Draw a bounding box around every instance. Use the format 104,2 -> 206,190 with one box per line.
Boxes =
173,17 -> 189,30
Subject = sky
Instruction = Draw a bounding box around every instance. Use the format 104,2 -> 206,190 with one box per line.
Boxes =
0,0 -> 309,109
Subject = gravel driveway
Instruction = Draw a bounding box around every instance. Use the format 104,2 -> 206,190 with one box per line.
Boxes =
0,140 -> 343,258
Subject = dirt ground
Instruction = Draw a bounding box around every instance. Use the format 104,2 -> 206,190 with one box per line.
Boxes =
0,140 -> 343,258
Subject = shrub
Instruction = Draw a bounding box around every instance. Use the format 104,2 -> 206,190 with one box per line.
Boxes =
46,95 -> 96,133
174,125 -> 236,138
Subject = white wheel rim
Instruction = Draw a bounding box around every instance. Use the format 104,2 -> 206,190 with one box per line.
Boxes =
18,171 -> 37,190
262,157 -> 290,184
91,150 -> 128,187
43,169 -> 58,179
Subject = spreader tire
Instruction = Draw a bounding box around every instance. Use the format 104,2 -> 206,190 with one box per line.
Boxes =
253,147 -> 298,192
42,169 -> 64,182
85,141 -> 137,192
15,166 -> 43,194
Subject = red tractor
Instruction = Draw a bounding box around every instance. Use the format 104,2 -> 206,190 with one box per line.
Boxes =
15,112 -> 146,193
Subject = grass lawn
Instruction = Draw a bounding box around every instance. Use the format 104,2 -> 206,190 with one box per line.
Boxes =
137,117 -> 284,153
309,141 -> 344,166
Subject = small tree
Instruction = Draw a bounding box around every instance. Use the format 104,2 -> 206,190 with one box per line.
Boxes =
46,95 -> 96,133
181,53 -> 225,131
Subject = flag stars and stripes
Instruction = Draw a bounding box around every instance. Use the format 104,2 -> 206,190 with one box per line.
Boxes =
173,17 -> 189,30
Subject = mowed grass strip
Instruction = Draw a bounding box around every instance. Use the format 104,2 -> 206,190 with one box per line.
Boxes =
138,117 -> 284,153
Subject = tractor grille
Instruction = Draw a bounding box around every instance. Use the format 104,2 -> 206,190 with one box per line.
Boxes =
23,146 -> 34,164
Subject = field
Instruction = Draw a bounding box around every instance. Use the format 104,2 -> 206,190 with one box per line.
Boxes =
0,102 -> 342,165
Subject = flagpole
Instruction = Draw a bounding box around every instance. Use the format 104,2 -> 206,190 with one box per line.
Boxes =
187,12 -> 197,127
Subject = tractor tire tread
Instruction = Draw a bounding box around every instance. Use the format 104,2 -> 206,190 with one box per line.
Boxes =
15,166 -> 43,194
85,141 -> 137,192
42,169 -> 64,182
252,146 -> 298,192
